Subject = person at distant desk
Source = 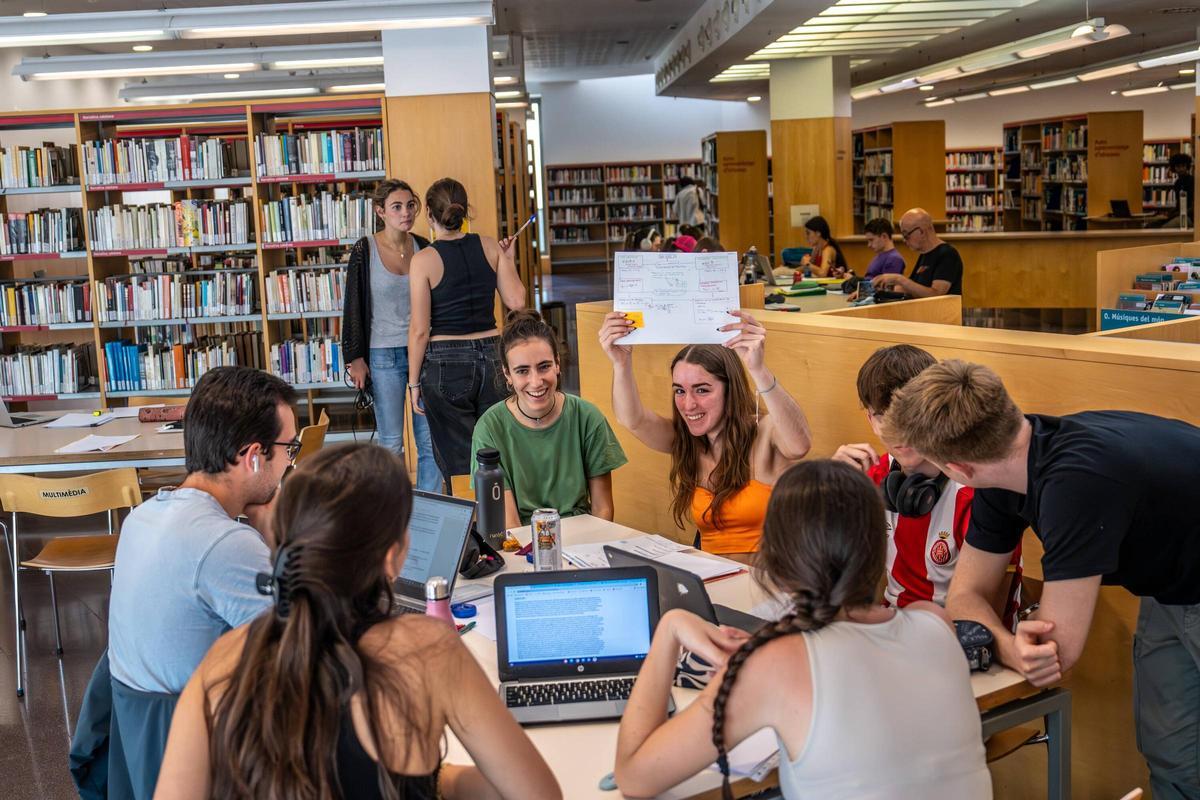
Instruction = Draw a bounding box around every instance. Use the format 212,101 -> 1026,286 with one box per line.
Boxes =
1167,153 -> 1193,227
799,216 -> 849,278
872,208 -> 963,297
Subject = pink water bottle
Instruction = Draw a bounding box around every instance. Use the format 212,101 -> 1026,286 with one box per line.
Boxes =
424,576 -> 453,624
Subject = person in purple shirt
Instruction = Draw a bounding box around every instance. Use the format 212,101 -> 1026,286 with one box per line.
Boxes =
864,217 -> 906,279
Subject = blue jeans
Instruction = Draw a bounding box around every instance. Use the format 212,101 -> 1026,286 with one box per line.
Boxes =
420,337 -> 505,484
368,346 -> 439,492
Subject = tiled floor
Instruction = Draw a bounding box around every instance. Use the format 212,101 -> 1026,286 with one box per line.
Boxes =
0,268 -> 615,799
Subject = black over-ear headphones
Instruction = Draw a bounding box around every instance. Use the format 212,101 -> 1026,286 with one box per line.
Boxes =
882,458 -> 949,518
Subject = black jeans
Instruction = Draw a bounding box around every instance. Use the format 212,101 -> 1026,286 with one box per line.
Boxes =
420,337 -> 505,487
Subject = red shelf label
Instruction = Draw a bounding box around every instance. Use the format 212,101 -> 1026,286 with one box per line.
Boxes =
257,173 -> 336,184
262,240 -> 339,249
92,249 -> 169,257
88,182 -> 167,192
0,252 -> 66,261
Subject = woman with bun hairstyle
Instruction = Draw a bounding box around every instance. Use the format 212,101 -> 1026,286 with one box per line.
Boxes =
155,443 -> 561,800
614,460 -> 991,800
471,309 -> 627,527
342,178 -> 440,491
407,178 -> 527,487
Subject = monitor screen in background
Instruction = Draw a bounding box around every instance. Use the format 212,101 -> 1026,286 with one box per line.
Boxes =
399,496 -> 474,585
504,578 -> 652,666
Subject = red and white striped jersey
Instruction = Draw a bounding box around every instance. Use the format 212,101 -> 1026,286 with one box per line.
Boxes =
868,453 -> 1022,630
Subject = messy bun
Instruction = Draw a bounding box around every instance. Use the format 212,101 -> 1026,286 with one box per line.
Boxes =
425,177 -> 470,231
498,308 -> 559,370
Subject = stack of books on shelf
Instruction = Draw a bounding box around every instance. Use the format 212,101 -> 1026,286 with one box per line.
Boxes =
270,336 -> 343,385
548,188 -> 599,204
663,163 -> 699,181
0,342 -> 96,397
551,227 -> 593,244
608,186 -> 655,201
1113,258 -> 1200,313
0,279 -> 91,326
0,208 -> 83,255
129,254 -> 255,275
605,165 -> 652,182
94,272 -> 257,323
88,200 -> 251,251
0,144 -> 79,189
548,167 -> 602,185
864,153 -> 892,176
261,192 -> 371,243
608,203 -> 659,223
82,135 -> 251,185
1143,165 -> 1174,185
945,151 -> 996,170
265,266 -> 345,314
103,331 -> 263,392
255,128 -> 384,177
549,207 -> 603,224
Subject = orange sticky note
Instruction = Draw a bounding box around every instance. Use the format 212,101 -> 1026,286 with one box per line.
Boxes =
623,311 -> 644,329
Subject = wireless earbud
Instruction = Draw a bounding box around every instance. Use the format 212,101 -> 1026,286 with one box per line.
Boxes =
252,455 -> 260,473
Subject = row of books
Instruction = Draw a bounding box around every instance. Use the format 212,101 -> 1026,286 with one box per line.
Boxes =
548,168 -> 603,185
270,336 -> 343,385
607,187 -> 656,201
608,204 -> 659,221
254,128 -> 385,177
0,208 -> 83,255
1143,166 -> 1176,184
663,163 -> 700,180
130,255 -> 256,275
550,208 -> 604,225
0,144 -> 79,189
260,192 -> 372,243
103,332 -> 263,391
864,182 -> 892,204
82,136 -> 251,186
0,342 -> 96,396
605,166 -> 653,182
1046,156 -> 1087,182
549,227 -> 593,244
1,279 -> 91,326
88,200 -> 251,251
264,267 -> 345,315
548,188 -> 600,204
1022,175 -> 1043,195
863,153 -> 892,177
94,272 -> 257,323
1062,187 -> 1087,215
1020,147 -> 1042,169
1144,189 -> 1179,207
1143,143 -> 1191,162
946,174 -> 996,191
947,215 -> 1001,233
947,196 -> 998,212
945,152 -> 997,169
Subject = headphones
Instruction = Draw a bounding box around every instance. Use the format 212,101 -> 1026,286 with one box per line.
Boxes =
881,458 -> 948,518
638,228 -> 661,251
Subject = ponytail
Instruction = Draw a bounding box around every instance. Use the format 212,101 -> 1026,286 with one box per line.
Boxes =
425,177 -> 471,231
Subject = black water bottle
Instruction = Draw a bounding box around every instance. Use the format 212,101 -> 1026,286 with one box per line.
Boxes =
474,448 -> 506,549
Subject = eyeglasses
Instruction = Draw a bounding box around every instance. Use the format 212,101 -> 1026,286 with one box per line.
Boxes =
239,440 -> 303,461
899,227 -> 918,240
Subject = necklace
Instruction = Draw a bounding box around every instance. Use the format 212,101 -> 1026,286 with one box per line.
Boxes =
513,393 -> 557,425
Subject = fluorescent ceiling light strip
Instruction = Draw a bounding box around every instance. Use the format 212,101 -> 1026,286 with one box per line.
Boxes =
0,29 -> 166,46
271,56 -> 384,69
924,98 -> 955,107
1030,76 -> 1078,89
1121,86 -> 1169,96
955,92 -> 988,101
1169,82 -> 1196,91
988,85 -> 1030,96
328,83 -> 386,93
181,16 -> 487,38
1138,48 -> 1200,69
131,87 -> 319,103
31,62 -> 261,81
1078,63 -> 1139,81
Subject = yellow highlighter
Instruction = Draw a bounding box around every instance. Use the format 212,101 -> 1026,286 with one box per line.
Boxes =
623,311 -> 645,329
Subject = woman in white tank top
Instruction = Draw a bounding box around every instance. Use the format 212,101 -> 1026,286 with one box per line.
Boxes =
615,460 -> 991,800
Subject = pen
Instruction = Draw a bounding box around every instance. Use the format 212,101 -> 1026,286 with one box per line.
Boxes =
457,621 -> 477,636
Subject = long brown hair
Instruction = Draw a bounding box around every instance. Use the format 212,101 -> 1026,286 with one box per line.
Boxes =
668,344 -> 756,529
371,178 -> 419,231
206,443 -> 432,800
710,460 -> 886,799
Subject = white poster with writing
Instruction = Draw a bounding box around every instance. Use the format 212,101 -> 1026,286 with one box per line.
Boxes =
612,250 -> 739,344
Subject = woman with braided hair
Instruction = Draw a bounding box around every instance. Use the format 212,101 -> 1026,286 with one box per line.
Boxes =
614,460 -> 990,799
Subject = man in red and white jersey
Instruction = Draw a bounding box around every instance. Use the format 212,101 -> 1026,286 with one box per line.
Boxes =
833,345 -> 1021,630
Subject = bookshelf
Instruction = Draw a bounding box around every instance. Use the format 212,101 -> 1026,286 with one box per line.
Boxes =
945,147 -> 1003,233
544,159 -> 701,272
700,130 -> 769,257
495,111 -> 539,305
1143,138 -> 1192,213
852,121 -> 945,234
1003,111 -> 1143,232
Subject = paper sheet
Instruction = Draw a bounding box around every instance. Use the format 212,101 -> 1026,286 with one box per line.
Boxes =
710,727 -> 780,780
612,251 -> 739,344
113,405 -> 160,418
656,550 -> 743,581
45,413 -> 115,428
561,534 -> 689,569
54,434 -> 139,454
465,596 -> 498,642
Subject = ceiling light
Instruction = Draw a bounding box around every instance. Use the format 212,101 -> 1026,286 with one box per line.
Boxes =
182,17 -> 486,39
224,73 -> 240,80
988,85 -> 1030,96
493,75 -> 517,85
22,11 -> 46,18
1181,68 -> 1196,76
1030,76 -> 1079,89
1139,48 -> 1200,70
494,90 -> 522,99
129,87 -> 319,103
919,85 -> 935,92
880,77 -> 920,93
271,56 -> 383,69
0,28 -> 166,47
328,82 -> 386,93
19,60 -> 260,81
496,101 -> 528,109
132,44 -> 153,52
961,53 -> 1019,72
1110,89 -> 1118,95
1121,86 -> 1169,97
491,51 -> 502,58
916,67 -> 962,83
1170,82 -> 1196,91
1079,63 -> 1139,81
925,98 -> 954,107
955,92 -> 988,102
747,95 -> 762,102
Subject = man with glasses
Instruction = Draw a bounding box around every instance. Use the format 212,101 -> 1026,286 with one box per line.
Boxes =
871,207 -> 963,298
109,366 -> 297,703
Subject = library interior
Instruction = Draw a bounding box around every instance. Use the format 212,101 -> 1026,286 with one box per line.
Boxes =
0,1 -> 1198,799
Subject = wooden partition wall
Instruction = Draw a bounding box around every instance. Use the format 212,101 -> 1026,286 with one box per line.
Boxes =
1095,239 -> 1200,316
578,295 -> 1200,798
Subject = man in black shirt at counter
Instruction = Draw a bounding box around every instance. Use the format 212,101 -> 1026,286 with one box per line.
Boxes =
884,360 -> 1200,800
1169,153 -> 1193,227
871,207 -> 963,297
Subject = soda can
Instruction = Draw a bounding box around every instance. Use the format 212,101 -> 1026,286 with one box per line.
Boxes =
531,508 -> 562,571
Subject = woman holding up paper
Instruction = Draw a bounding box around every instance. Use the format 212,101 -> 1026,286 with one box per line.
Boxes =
598,309 -> 812,562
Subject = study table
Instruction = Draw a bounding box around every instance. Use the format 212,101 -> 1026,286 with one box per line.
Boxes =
0,417 -> 185,474
448,514 -> 1071,799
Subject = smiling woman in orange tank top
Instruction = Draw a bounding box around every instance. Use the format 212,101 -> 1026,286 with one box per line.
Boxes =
598,310 -> 813,562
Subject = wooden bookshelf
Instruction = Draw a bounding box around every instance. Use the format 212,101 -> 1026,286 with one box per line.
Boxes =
1142,138 -> 1191,213
852,121 -> 945,233
701,130 -> 769,257
495,111 -> 539,304
945,147 -> 1003,233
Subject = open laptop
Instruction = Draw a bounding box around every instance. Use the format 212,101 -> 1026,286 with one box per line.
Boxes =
604,546 -> 765,633
0,398 -> 53,428
1110,199 -> 1132,218
495,567 -> 672,724
393,490 -> 476,612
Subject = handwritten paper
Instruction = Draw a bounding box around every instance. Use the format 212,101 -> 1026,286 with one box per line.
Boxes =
54,434 -> 139,454
613,251 -> 739,344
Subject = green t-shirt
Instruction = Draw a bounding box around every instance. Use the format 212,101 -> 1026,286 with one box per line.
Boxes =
470,393 -> 628,525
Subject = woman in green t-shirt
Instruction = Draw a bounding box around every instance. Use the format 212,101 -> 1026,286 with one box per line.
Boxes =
471,309 -> 628,526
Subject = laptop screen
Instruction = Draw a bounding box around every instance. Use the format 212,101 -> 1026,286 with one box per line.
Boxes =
501,577 -> 653,668
397,492 -> 474,590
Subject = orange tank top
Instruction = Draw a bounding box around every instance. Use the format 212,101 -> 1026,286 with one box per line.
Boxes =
690,480 -> 772,555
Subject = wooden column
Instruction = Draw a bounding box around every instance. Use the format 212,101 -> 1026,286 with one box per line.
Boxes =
771,116 -> 855,256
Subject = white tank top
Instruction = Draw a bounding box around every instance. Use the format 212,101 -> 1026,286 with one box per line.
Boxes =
776,608 -> 992,800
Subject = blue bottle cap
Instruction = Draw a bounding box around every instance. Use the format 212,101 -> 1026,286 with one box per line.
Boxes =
451,602 -> 476,619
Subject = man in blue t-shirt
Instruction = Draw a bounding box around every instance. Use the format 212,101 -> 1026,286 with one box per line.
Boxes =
109,367 -> 297,697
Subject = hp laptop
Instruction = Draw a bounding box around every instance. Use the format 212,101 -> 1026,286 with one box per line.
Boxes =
0,398 -> 52,428
604,546 -> 765,633
495,567 -> 672,724
393,490 -> 476,612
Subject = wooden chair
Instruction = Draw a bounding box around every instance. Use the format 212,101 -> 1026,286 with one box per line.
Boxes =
294,410 -> 330,465
0,468 -> 142,697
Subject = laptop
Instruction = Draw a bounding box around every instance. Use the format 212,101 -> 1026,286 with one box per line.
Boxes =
495,567 -> 672,724
604,546 -> 765,633
1110,199 -> 1132,218
0,398 -> 52,428
393,490 -> 476,612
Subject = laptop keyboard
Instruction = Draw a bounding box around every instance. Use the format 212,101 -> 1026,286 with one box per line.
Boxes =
505,677 -> 635,708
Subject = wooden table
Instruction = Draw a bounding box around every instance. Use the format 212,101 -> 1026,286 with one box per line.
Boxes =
0,417 -> 185,474
447,515 -> 1069,799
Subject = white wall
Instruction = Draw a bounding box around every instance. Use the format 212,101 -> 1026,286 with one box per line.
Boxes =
852,82 -> 1195,147
534,73 -> 770,164
0,49 -> 123,123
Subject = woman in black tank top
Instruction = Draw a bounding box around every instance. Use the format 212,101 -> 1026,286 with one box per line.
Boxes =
155,444 -> 560,800
407,177 -> 527,487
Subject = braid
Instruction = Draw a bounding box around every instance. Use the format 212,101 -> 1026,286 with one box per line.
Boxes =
711,591 -> 840,800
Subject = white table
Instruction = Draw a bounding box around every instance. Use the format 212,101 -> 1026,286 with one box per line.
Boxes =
446,515 -> 1058,799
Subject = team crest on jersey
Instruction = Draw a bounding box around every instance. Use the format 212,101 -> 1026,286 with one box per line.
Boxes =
930,531 -> 953,565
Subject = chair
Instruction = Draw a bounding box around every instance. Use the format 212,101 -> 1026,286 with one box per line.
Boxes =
0,468 -> 142,697
294,410 -> 330,465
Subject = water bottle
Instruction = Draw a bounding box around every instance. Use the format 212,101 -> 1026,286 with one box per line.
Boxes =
424,576 -> 453,624
474,448 -> 506,550
742,246 -> 758,284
